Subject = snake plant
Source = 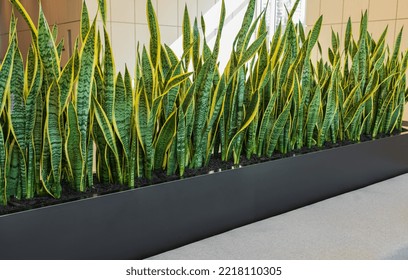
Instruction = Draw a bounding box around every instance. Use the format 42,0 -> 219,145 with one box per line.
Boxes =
0,0 -> 407,205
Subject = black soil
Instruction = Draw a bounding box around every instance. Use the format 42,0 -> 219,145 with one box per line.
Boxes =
0,132 -> 402,216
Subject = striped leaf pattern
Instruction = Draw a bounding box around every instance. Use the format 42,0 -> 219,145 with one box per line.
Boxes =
76,20 -> 97,191
1,0 -> 407,205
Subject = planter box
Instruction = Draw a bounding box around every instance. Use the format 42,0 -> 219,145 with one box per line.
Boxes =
1,133 -> 408,259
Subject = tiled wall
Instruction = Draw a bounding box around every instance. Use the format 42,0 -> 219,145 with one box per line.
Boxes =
1,0 -> 217,69
0,0 -> 81,64
306,0 -> 408,61
84,0 -> 218,73
1,0 -> 38,60
2,0 -> 408,71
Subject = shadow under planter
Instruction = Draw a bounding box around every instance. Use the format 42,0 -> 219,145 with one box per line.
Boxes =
1,132 -> 408,259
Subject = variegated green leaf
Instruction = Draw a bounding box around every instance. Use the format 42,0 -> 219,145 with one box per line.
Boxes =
93,96 -> 122,183
177,106 -> 186,177
257,92 -> 277,156
318,71 -> 338,146
192,18 -> 201,72
142,46 -> 154,105
46,82 -> 62,197
305,86 -> 321,148
103,26 -> 116,122
58,56 -> 74,112
235,0 -> 256,55
113,73 -> 131,159
154,111 -> 177,169
227,91 -> 260,160
182,4 -> 192,68
0,30 -> 16,114
0,124 -> 6,204
98,0 -> 107,24
38,5 -> 60,80
9,0 -> 38,39
66,103 -> 82,189
147,0 -> 161,68
77,20 -> 97,191
80,0 -> 90,43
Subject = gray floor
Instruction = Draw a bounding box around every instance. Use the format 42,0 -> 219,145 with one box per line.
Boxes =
149,173 -> 408,260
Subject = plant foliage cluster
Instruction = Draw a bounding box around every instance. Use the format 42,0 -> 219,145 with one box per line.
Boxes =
0,0 -> 407,205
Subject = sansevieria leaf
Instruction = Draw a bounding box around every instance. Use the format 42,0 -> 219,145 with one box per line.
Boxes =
9,46 -> 27,198
76,19 -> 97,191
66,103 -> 83,189
227,91 -> 260,161
182,4 -> 192,68
266,90 -> 294,157
0,29 -> 16,114
38,5 -> 60,80
318,69 -> 338,146
103,26 -> 116,122
98,0 -> 107,25
154,111 -> 177,169
1,0 -> 408,205
147,0 -> 161,68
177,107 -> 187,177
0,125 -> 6,205
45,82 -> 62,197
93,96 -> 122,183
305,86 -> 321,148
113,73 -> 131,160
9,0 -> 38,39
80,0 -> 90,43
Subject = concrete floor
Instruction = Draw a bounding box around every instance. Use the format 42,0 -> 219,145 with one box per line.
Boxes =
149,173 -> 408,260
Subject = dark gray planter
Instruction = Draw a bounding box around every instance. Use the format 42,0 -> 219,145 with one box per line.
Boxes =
1,132 -> 408,259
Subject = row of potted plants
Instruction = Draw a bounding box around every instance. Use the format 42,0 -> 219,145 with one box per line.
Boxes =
0,0 -> 407,206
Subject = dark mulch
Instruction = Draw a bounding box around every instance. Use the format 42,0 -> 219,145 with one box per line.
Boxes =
0,131 -> 402,216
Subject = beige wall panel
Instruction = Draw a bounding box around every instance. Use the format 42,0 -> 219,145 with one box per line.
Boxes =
396,19 -> 408,51
404,104 -> 408,121
0,0 -> 12,35
135,23 -> 150,49
343,0 -> 369,22
0,34 -> 8,58
55,23 -> 69,65
111,0 -> 135,23
197,0 -> 216,17
15,30 -> 32,59
397,0 -> 408,19
369,0 -> 398,21
1,0 -> 84,59
158,0 -> 178,26
111,22 -> 136,73
42,0 -> 81,25
320,0 -> 343,24
56,21 -> 81,65
339,21 -> 395,48
178,26 -> 183,37
306,0 -> 321,26
160,25 -> 178,44
41,2 -> 59,25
